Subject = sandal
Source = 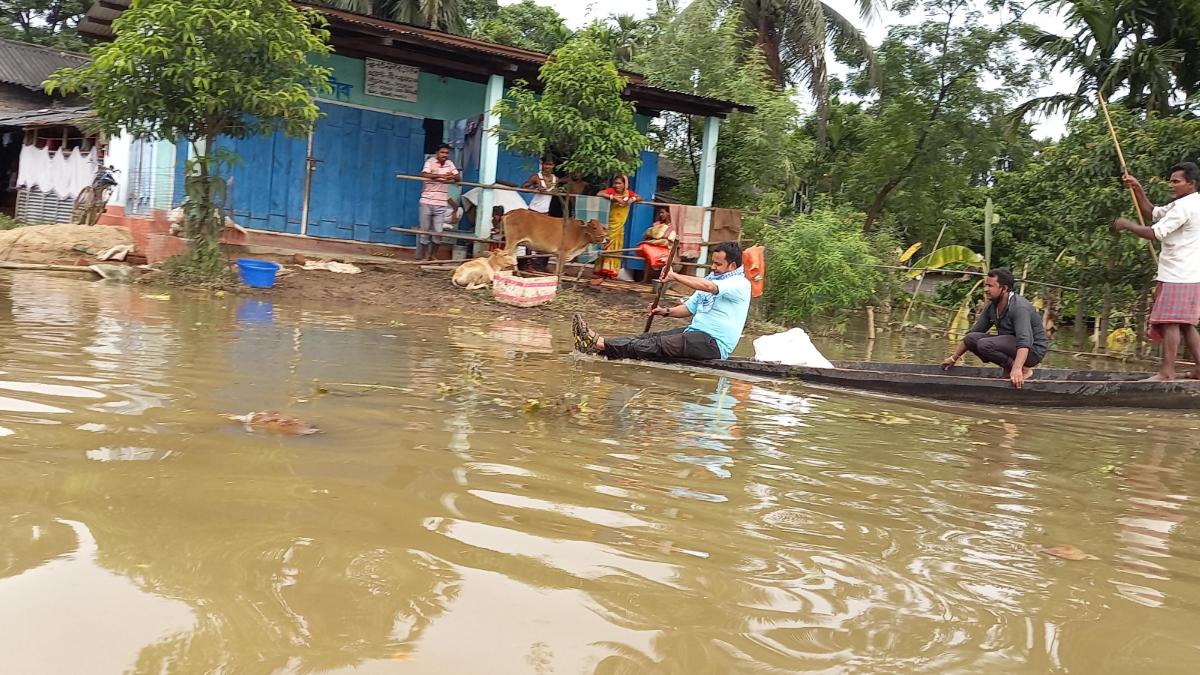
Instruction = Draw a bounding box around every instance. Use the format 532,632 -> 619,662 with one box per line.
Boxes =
573,313 -> 599,354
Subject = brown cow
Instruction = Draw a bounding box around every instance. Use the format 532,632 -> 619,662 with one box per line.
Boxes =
501,209 -> 607,263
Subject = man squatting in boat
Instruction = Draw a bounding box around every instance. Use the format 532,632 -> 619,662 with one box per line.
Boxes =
942,267 -> 1050,389
1115,162 -> 1200,381
573,241 -> 752,361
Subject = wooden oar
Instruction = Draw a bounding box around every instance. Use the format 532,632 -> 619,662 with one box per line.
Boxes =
1098,91 -> 1158,265
644,235 -> 681,334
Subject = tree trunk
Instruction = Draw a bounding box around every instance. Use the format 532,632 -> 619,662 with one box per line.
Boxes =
757,14 -> 785,85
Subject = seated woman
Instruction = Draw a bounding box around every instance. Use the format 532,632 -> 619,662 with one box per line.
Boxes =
636,207 -> 676,282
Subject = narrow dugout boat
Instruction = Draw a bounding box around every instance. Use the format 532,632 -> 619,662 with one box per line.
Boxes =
683,359 -> 1200,409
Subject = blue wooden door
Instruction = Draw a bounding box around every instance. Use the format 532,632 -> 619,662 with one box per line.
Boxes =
223,129 -> 307,234
307,104 -> 425,244
624,150 -> 659,271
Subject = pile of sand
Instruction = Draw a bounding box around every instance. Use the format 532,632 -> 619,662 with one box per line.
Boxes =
0,224 -> 133,265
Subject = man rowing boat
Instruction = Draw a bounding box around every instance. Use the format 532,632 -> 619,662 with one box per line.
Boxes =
573,242 -> 750,361
1115,162 -> 1200,381
942,267 -> 1049,389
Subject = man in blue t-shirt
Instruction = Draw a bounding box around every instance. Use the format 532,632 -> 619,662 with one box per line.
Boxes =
573,241 -> 751,361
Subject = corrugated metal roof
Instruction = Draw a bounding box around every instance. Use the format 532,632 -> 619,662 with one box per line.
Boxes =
0,106 -> 94,128
78,1 -> 755,117
312,6 -> 755,116
0,39 -> 89,91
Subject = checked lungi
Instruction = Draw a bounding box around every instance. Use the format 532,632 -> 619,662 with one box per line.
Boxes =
1149,281 -> 1200,342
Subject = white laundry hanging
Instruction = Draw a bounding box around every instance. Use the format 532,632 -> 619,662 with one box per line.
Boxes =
16,144 -> 96,199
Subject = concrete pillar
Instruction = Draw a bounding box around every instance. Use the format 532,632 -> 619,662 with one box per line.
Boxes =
475,74 -> 504,239
696,115 -> 720,265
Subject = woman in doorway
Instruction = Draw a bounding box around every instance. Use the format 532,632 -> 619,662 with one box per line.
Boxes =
522,157 -> 558,214
597,175 -> 640,278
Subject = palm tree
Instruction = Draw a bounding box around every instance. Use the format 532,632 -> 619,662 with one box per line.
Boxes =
684,0 -> 879,152
314,0 -> 465,34
1013,0 -> 1200,120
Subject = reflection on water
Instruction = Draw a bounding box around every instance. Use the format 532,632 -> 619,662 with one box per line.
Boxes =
1,274 -> 1200,672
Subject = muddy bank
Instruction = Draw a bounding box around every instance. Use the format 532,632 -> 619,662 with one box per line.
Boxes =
230,262 -> 665,333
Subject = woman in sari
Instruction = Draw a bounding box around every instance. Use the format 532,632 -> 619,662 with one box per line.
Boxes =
636,207 -> 675,281
597,175 -> 640,277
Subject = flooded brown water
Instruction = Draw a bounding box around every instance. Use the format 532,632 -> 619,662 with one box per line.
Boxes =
2,274 -> 1200,673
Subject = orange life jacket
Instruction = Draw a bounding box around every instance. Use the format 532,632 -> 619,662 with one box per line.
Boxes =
743,245 -> 765,298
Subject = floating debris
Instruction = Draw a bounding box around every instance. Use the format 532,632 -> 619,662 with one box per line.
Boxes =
225,411 -> 320,436
1038,544 -> 1096,561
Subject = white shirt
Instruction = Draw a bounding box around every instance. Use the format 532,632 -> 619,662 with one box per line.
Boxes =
528,174 -> 557,213
461,187 -> 529,214
1151,192 -> 1200,283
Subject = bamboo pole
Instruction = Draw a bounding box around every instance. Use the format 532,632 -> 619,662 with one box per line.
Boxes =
900,223 -> 947,329
393,174 -> 741,212
866,306 -> 876,340
644,236 -> 681,333
1097,91 -> 1158,265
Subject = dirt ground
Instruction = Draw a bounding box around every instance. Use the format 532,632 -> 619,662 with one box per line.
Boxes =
0,223 -> 132,265
237,261 -> 668,333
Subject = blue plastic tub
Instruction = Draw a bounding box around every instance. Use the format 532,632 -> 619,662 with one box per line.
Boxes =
236,258 -> 281,289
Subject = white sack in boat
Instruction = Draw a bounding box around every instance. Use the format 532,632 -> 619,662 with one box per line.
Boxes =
752,328 -> 834,368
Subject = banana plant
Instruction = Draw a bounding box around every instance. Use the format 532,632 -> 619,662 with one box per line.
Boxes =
947,279 -> 984,344
899,242 -> 923,263
907,246 -> 985,279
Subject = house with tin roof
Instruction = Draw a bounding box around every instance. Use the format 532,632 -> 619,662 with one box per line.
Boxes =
76,1 -> 752,267
0,38 -> 95,219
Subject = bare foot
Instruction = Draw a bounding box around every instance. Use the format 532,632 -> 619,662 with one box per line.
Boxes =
1023,367 -> 1034,380
589,278 -> 605,286
1189,370 -> 1200,381
1141,373 -> 1175,382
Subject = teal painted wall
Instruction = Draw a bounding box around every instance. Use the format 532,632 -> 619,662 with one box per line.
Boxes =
317,54 -> 488,121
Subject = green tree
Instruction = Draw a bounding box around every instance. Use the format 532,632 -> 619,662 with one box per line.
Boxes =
314,0 -> 465,33
832,0 -> 1036,236
47,0 -> 333,279
472,0 -> 571,53
493,27 -> 648,279
494,27 -> 647,182
991,111 -> 1200,342
461,0 -> 499,27
684,0 -> 878,151
636,3 -> 811,208
1015,0 -> 1200,119
0,0 -> 91,50
760,206 -> 882,322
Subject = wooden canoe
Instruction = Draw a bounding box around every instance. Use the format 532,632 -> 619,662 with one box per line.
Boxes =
685,359 -> 1200,409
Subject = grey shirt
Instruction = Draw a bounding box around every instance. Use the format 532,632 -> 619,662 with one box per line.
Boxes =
969,293 -> 1049,359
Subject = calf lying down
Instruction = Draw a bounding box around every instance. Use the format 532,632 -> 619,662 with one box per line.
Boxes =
452,249 -> 518,290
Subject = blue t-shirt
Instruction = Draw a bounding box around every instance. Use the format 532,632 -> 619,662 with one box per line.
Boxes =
684,274 -> 751,358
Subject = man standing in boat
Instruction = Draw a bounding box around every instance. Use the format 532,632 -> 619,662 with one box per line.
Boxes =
1114,163 -> 1200,381
943,267 -> 1049,389
573,242 -> 751,361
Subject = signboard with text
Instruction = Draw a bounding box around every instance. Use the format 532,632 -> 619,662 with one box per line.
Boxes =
364,59 -> 420,102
